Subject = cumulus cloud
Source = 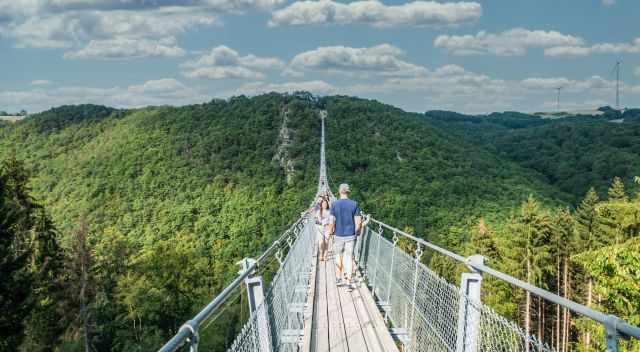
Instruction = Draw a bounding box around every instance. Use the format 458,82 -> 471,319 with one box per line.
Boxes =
269,0 -> 482,27
39,0 -> 285,12
290,44 -> 427,77
602,0 -> 616,6
1,7 -> 216,57
0,0 -> 282,58
1,0 -> 283,16
358,64 -> 508,97
230,80 -> 338,96
343,63 -> 640,113
181,45 -> 285,80
434,28 -> 584,56
521,76 -> 621,95
544,38 -> 640,57
0,78 -> 208,113
64,37 -> 185,59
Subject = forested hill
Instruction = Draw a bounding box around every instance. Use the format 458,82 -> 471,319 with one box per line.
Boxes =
0,93 -> 568,351
426,109 -> 640,202
0,94 -> 565,241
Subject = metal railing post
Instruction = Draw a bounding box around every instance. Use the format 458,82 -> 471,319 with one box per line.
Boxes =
371,224 -> 383,295
409,243 -> 423,351
456,255 -> 484,352
359,226 -> 370,274
605,315 -> 622,352
238,258 -> 271,352
181,321 -> 199,352
383,232 -> 399,321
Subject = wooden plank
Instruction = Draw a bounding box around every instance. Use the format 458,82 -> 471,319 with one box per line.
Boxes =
350,286 -> 383,352
326,258 -> 348,352
313,259 -> 330,352
302,252 -> 318,352
356,282 -> 400,352
336,276 -> 369,351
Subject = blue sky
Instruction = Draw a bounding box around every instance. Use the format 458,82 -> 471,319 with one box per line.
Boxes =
1,0 -> 639,114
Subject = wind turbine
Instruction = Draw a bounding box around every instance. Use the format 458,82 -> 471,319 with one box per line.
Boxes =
555,87 -> 563,112
611,61 -> 622,110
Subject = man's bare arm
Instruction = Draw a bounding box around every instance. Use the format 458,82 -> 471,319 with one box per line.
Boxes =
330,216 -> 336,235
355,215 -> 362,235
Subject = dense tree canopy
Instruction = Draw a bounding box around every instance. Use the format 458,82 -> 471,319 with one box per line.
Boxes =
0,94 -> 638,351
426,110 -> 640,202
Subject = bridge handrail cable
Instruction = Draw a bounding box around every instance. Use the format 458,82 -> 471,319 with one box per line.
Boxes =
158,215 -> 308,352
366,216 -> 640,344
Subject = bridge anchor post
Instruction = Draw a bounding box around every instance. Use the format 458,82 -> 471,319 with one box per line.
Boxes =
238,258 -> 272,352
456,255 -> 484,352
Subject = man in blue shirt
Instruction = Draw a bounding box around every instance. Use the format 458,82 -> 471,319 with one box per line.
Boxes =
330,183 -> 362,290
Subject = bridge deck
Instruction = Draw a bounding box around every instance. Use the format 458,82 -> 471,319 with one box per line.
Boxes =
303,250 -> 398,352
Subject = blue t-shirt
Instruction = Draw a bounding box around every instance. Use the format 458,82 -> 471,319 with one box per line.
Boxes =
330,199 -> 361,237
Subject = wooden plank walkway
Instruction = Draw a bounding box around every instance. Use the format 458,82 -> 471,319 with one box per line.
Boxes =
304,252 -> 399,352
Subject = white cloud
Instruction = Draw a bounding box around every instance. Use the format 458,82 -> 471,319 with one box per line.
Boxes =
0,0 -> 282,58
290,44 -> 427,77
231,80 -> 338,96
1,0 -> 284,16
359,64 -> 509,97
0,78 -> 208,113
602,0 -> 616,6
31,80 -> 52,86
181,45 -> 284,80
127,78 -> 193,95
269,0 -> 482,27
64,37 -> 185,59
520,76 -> 623,96
434,28 -> 584,56
544,38 -> 640,57
343,64 -> 640,113
38,0 -> 285,12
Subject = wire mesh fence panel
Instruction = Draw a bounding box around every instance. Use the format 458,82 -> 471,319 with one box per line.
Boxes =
357,224 -> 554,352
226,217 -> 316,352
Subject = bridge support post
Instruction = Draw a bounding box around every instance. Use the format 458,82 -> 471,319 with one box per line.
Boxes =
604,315 -> 621,352
239,258 -> 272,352
456,255 -> 484,352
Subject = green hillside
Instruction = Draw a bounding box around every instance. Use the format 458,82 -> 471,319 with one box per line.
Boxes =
426,110 -> 640,202
0,93 -> 570,351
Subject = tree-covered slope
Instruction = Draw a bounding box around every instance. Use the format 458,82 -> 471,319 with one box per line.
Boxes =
0,95 -> 567,244
0,93 -> 569,351
426,110 -> 640,202
322,97 -> 567,240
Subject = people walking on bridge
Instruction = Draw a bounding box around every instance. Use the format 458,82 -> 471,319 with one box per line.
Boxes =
330,183 -> 362,291
315,197 -> 331,261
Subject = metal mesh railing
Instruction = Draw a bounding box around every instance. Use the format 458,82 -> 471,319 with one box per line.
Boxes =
355,223 -> 552,352
227,216 -> 316,352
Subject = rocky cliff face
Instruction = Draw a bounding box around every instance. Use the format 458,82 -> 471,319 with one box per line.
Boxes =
273,105 -> 296,185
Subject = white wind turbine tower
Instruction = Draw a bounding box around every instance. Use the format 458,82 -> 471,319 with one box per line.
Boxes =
611,61 -> 622,110
555,86 -> 563,112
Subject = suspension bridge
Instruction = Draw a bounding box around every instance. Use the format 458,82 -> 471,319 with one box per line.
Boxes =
159,110 -> 640,352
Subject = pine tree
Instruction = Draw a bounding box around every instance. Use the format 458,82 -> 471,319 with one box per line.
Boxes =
472,217 -> 500,259
574,187 -> 607,350
608,176 -> 628,202
510,195 -> 552,352
551,208 -> 575,352
64,218 -> 95,352
0,157 -> 64,351
0,160 -> 34,351
575,188 -> 603,250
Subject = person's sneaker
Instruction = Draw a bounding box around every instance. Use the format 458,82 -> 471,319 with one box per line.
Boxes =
346,282 -> 353,292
